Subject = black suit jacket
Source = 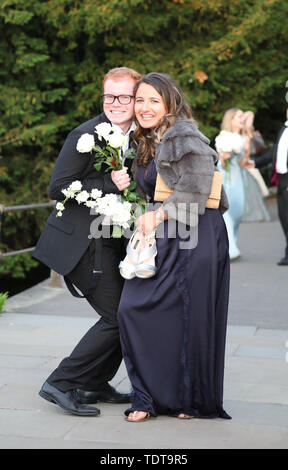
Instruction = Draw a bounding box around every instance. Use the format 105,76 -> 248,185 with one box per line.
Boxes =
33,112 -> 127,275
256,125 -> 287,170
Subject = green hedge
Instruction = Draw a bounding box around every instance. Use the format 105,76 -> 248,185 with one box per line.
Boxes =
0,0 -> 287,277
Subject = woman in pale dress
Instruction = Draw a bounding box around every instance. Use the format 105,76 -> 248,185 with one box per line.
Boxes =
217,108 -> 248,259
217,108 -> 270,260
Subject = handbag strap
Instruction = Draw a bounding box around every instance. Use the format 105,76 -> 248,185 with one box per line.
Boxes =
64,238 -> 103,298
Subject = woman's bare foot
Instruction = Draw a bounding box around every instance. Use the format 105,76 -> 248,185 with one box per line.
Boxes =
178,413 -> 194,419
125,411 -> 150,422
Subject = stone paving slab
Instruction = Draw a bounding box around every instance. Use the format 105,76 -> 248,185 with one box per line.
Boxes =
235,344 -> 286,360
1,406 -> 287,449
0,311 -> 287,449
0,436 -> 128,449
5,281 -> 95,318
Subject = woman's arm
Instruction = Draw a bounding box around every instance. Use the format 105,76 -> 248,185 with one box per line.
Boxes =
239,136 -> 251,168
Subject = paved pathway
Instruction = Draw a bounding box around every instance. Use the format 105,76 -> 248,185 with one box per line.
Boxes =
0,198 -> 287,449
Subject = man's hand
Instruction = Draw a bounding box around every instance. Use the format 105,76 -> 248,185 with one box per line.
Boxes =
245,159 -> 255,169
111,167 -> 130,191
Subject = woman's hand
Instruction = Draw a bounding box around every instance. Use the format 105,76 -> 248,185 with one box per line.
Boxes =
219,152 -> 231,169
245,159 -> 255,169
136,208 -> 167,235
111,167 -> 130,191
136,211 -> 157,235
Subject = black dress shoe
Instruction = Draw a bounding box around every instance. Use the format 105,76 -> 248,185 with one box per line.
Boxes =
277,256 -> 288,266
39,381 -> 101,416
76,384 -> 132,404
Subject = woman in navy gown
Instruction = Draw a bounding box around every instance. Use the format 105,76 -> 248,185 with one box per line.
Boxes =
117,73 -> 231,422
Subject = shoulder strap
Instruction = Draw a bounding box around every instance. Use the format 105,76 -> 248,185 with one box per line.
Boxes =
64,238 -> 103,298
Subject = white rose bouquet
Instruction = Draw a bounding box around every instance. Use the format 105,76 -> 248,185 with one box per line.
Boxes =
56,181 -> 102,217
94,193 -> 133,237
215,131 -> 243,171
76,122 -> 142,206
76,123 -> 132,172
56,180 -> 139,237
54,123 -> 146,236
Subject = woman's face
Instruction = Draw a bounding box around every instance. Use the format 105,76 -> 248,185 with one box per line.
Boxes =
231,110 -> 244,133
134,83 -> 167,129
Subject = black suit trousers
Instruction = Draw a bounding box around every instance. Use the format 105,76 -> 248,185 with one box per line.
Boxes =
47,237 -> 126,392
277,173 -> 288,256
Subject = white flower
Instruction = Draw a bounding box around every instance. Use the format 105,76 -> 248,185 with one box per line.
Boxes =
122,200 -> 132,211
231,133 -> 243,154
56,202 -> 65,211
111,200 -> 132,228
95,122 -> 113,141
105,193 -> 119,204
95,195 -> 132,228
215,131 -> 243,154
107,128 -> 127,149
215,131 -> 233,153
95,194 -> 120,217
75,190 -> 90,204
69,180 -> 82,191
85,200 -> 97,208
62,188 -> 75,198
56,211 -> 63,217
76,133 -> 95,153
91,188 -> 103,199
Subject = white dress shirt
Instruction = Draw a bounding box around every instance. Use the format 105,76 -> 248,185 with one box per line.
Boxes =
276,120 -> 288,174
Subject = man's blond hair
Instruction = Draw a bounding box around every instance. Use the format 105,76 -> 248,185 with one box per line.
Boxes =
102,67 -> 142,90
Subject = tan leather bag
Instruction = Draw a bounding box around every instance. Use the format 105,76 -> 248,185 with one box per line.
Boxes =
154,171 -> 223,209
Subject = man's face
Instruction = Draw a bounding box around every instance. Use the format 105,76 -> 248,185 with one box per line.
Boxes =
103,77 -> 136,133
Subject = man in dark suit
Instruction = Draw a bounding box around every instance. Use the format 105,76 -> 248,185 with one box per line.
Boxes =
255,109 -> 288,266
34,67 -> 141,416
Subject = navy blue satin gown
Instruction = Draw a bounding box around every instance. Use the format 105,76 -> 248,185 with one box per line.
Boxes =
117,160 -> 231,419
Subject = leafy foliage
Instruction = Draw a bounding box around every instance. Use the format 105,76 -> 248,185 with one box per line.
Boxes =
0,0 -> 287,278
0,291 -> 8,313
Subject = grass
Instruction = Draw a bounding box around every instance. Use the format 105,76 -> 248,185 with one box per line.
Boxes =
0,292 -> 8,313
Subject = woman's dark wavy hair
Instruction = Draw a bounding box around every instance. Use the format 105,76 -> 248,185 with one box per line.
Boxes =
133,72 -> 194,167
